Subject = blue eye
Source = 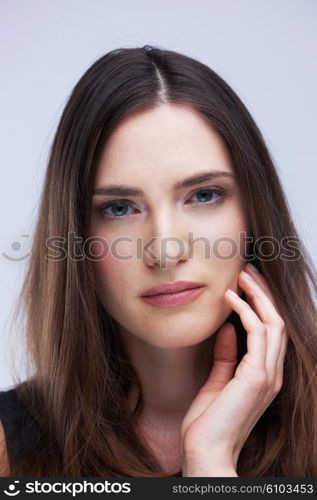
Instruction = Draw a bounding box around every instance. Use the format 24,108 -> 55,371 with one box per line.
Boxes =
99,199 -> 133,218
98,187 -> 225,220
189,187 -> 224,205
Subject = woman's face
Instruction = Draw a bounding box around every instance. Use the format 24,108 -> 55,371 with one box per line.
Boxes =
88,103 -> 249,348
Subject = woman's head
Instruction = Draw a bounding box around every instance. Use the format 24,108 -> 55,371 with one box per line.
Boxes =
8,45 -> 317,477
89,103 -> 249,349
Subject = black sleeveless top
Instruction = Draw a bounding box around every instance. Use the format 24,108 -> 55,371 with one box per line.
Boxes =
0,387 -> 40,471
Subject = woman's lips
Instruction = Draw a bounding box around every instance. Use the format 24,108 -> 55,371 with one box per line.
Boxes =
140,286 -> 206,307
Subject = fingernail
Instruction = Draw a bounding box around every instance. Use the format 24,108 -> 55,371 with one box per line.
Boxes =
245,263 -> 259,274
241,270 -> 254,281
227,289 -> 239,298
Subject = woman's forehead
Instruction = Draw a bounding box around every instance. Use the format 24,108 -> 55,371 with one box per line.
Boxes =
94,105 -> 234,189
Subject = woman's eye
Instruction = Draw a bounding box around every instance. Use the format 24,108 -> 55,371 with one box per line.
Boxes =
187,187 -> 225,205
98,187 -> 226,220
99,199 -> 134,219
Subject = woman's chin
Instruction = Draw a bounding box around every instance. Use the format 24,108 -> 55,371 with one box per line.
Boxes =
136,322 -> 219,349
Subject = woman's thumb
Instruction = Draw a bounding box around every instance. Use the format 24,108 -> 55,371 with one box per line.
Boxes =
201,322 -> 238,393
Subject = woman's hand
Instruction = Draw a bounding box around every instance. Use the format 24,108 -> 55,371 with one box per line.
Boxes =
180,262 -> 288,476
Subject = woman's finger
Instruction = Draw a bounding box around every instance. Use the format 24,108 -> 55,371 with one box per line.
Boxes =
238,270 -> 284,329
238,270 -> 285,373
184,324 -> 238,424
202,323 -> 238,393
275,329 -> 288,390
224,288 -> 267,371
244,263 -> 279,310
241,264 -> 286,373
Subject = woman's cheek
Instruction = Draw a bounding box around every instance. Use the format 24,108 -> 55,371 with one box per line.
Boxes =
97,254 -> 131,284
198,221 -> 246,262
89,238 -> 133,298
201,213 -> 248,290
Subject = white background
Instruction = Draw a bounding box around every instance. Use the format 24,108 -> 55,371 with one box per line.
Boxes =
1,0 -> 316,389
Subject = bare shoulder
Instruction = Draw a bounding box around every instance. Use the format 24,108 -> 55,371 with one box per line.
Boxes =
0,419 -> 10,476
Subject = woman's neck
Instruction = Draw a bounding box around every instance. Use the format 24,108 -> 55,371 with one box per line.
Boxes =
118,328 -> 217,418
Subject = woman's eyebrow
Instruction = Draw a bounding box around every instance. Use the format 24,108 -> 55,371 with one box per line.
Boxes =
93,170 -> 234,197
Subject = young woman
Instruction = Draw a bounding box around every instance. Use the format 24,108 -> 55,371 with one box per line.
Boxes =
0,45 -> 316,477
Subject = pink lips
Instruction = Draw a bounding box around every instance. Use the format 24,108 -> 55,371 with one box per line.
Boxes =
140,281 -> 206,308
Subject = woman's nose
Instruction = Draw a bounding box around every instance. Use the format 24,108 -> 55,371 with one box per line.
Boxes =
142,210 -> 189,270
143,235 -> 189,270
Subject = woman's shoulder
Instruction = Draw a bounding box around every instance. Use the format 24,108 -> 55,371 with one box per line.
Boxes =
0,387 -> 21,475
0,387 -> 20,414
0,417 -> 10,476
0,386 -> 28,428
0,385 -> 41,472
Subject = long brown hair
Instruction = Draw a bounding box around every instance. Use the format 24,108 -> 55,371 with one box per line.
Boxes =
4,45 -> 317,476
